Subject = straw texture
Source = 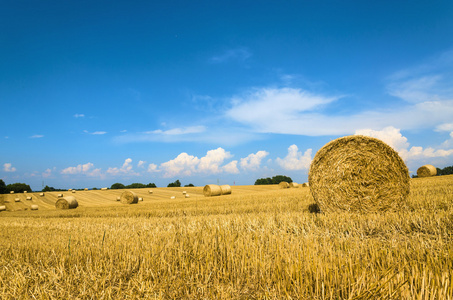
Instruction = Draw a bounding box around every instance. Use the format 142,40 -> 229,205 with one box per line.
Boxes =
55,196 -> 79,209
279,182 -> 290,189
31,205 -> 38,210
417,164 -> 437,177
308,135 -> 410,213
289,182 -> 299,188
120,191 -> 138,204
203,184 -> 222,197
220,185 -> 232,195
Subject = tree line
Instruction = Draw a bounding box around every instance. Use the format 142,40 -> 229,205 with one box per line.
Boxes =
254,175 -> 293,185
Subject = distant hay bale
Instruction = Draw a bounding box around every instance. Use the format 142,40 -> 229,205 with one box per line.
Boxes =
203,184 -> 222,197
55,196 -> 79,210
0,206 -> 6,211
220,185 -> 232,195
308,135 -> 410,213
101,187 -> 108,190
14,198 -> 20,202
170,196 -> 176,199
31,205 -> 38,211
57,193 -> 63,198
289,182 -> 299,188
185,194 -> 190,198
24,191 -> 27,193
116,196 -> 121,201
120,191 -> 138,204
279,182 -> 290,189
138,197 -> 143,201
68,189 -> 72,192
302,182 -> 309,187
148,190 -> 153,194
39,193 -> 45,196
26,196 -> 32,200
10,191 -> 14,194
417,164 -> 437,177
72,190 -> 76,193
182,191 -> 187,194
84,188 -> 88,191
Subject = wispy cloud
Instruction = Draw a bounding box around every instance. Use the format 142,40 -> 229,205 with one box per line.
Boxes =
106,158 -> 139,176
74,113 -> 85,118
210,47 -> 252,63
3,163 -> 16,172
84,130 -> 107,135
30,134 -> 44,138
61,162 -> 101,177
144,126 -> 206,135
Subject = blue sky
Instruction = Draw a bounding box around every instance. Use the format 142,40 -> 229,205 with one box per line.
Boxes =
1,0 -> 453,190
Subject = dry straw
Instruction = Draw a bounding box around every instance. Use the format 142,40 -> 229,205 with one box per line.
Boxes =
309,135 -> 410,213
302,182 -> 309,187
148,190 -> 153,194
26,196 -> 32,200
0,206 -> 6,211
417,164 -> 437,177
39,193 -> 45,196
57,194 -> 63,198
185,194 -> 190,198
289,182 -> 299,188
24,191 -> 27,193
55,196 -> 79,209
14,198 -> 20,202
279,182 -> 290,189
10,191 -> 14,194
84,188 -> 88,191
203,184 -> 222,197
72,190 -> 76,193
220,185 -> 232,195
138,197 -> 143,201
30,205 -> 38,210
116,196 -> 121,201
101,187 -> 108,190
120,191 -> 138,204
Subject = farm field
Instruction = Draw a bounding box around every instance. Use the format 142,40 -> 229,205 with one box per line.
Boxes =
1,176 -> 453,299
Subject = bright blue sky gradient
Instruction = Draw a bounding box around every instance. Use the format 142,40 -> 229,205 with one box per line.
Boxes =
2,1 -> 453,190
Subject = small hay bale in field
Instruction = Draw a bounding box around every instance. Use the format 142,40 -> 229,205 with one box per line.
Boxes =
57,193 -> 63,198
289,182 -> 299,188
39,193 -> 45,196
203,184 -> 222,197
72,190 -> 76,193
220,185 -> 232,195
55,196 -> 79,209
14,198 -> 20,202
138,197 -> 143,201
101,187 -> 108,190
170,196 -> 176,199
302,182 -> 309,187
182,191 -> 186,194
279,182 -> 290,189
10,191 -> 14,194
0,206 -> 6,211
417,164 -> 437,177
84,188 -> 88,191
68,189 -> 72,192
120,191 -> 138,204
26,196 -> 32,200
148,190 -> 153,194
24,191 -> 27,193
308,135 -> 410,213
185,194 -> 190,198
31,205 -> 38,211
116,196 -> 121,201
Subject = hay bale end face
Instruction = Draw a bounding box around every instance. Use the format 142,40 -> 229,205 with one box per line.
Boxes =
31,205 -> 38,211
138,197 -> 143,201
120,191 -> 138,204
220,185 -> 232,195
308,135 -> 410,213
55,196 -> 79,210
185,194 -> 190,198
0,206 -> 6,211
417,165 -> 437,177
170,196 -> 176,199
279,182 -> 290,189
203,184 -> 222,197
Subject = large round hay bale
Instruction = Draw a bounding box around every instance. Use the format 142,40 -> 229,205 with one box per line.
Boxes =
417,164 -> 437,177
120,191 -> 138,204
309,135 -> 410,212
220,185 -> 232,195
31,205 -> 38,210
55,196 -> 79,209
289,182 -> 299,188
0,206 -> 6,211
279,182 -> 290,189
203,184 -> 222,197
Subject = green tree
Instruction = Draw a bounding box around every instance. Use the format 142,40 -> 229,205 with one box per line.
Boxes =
271,175 -> 292,184
167,180 -> 181,187
126,183 -> 147,189
0,179 -> 6,194
6,183 -> 32,193
184,183 -> 194,187
254,177 -> 272,185
146,183 -> 157,188
111,183 -> 126,189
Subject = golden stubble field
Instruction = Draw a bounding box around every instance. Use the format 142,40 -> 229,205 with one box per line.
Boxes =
0,176 -> 452,299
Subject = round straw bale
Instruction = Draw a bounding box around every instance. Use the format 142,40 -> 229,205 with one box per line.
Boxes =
39,193 -> 45,196
72,190 -> 76,193
289,182 -> 299,188
148,190 -> 153,194
24,191 -> 27,193
14,198 -> 20,202
120,191 -> 138,204
57,193 -> 63,198
55,196 -> 79,209
0,206 -> 6,211
219,185 -> 232,195
84,188 -> 88,191
203,184 -> 222,197
116,196 -> 121,201
185,194 -> 190,198
309,135 -> 410,213
182,191 -> 187,194
302,182 -> 309,187
138,197 -> 143,201
68,189 -> 72,192
10,191 -> 14,194
417,164 -> 437,177
279,182 -> 290,189
101,187 -> 108,190
31,205 -> 38,210
26,196 -> 32,200
170,196 -> 176,199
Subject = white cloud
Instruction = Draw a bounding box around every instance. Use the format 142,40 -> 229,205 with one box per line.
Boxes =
30,134 -> 44,138
198,147 -> 233,174
240,151 -> 269,171
3,163 -> 16,172
436,123 -> 453,132
84,130 -> 107,135
144,126 -> 206,135
106,158 -> 138,176
223,160 -> 239,174
74,114 -> 85,118
137,160 -> 146,168
276,145 -> 312,170
160,153 -> 200,178
61,162 -> 101,177
42,168 -> 52,178
147,163 -> 159,173
210,47 -> 252,63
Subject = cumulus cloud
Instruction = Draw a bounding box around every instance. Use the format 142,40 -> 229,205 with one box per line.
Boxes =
106,158 -> 138,176
276,145 -> 312,170
42,168 -> 52,178
84,130 -> 107,135
355,126 -> 453,161
61,162 -> 102,177
137,160 -> 146,168
240,151 -> 269,171
198,147 -> 233,174
147,163 -> 159,173
223,160 -> 239,174
160,153 -> 200,178
3,163 -> 16,172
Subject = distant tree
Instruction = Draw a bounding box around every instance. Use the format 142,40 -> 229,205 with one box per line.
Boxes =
126,183 -> 147,189
255,175 -> 292,185
255,178 -> 272,185
92,187 -> 98,190
167,180 -> 181,187
0,179 -> 6,194
440,166 -> 453,175
436,168 -> 442,176
6,183 -> 32,193
184,183 -> 194,187
146,183 -> 157,188
111,183 -> 126,189
42,185 -> 52,192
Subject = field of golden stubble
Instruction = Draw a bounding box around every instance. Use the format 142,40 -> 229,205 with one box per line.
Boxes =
0,176 -> 452,299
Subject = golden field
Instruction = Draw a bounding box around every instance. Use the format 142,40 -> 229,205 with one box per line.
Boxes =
0,176 -> 453,299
